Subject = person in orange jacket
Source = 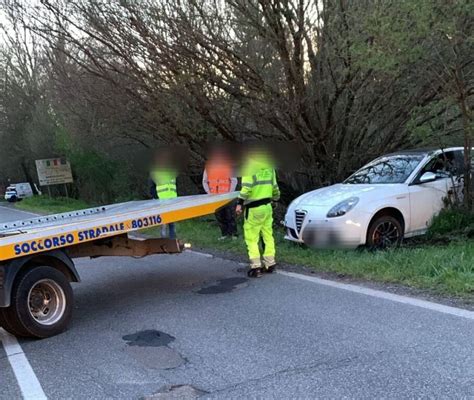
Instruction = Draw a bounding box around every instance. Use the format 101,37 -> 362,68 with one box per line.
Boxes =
202,146 -> 238,240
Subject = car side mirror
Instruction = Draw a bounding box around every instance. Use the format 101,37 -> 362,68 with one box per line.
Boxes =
419,171 -> 437,184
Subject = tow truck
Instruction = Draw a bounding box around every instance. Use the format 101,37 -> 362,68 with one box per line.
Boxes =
0,193 -> 236,338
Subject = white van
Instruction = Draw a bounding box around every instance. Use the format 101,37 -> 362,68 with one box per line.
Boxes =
4,183 -> 36,202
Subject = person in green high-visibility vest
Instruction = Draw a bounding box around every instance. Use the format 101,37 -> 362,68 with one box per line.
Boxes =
150,166 -> 178,239
236,148 -> 280,278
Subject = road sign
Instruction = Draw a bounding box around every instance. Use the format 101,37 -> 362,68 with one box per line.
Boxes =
35,158 -> 73,186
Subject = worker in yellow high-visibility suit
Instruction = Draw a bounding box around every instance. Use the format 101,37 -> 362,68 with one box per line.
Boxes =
151,167 -> 178,239
236,151 -> 280,278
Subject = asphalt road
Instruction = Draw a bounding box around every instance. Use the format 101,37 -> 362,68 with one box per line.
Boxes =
0,205 -> 473,399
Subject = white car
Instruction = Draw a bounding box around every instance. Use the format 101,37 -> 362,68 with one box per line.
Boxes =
284,147 -> 468,249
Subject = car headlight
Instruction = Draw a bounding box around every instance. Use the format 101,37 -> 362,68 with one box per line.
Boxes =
327,197 -> 359,218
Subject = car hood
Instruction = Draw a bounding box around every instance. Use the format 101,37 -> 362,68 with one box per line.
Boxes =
291,183 -> 403,207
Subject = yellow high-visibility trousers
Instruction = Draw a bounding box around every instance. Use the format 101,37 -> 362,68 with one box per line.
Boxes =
243,203 -> 276,268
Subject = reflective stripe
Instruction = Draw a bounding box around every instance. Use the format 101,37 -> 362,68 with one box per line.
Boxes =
244,180 -> 273,187
157,187 -> 177,193
208,178 -> 231,194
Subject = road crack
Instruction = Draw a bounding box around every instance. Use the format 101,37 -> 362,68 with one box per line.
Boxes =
208,350 -> 387,397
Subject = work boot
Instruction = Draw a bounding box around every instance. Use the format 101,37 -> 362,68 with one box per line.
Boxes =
263,256 -> 276,273
247,267 -> 263,278
263,264 -> 276,274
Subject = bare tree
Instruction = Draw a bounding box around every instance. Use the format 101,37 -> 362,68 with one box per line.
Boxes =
1,0 -> 469,202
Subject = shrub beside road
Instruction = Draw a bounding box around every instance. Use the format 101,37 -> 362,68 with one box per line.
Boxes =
16,196 -> 474,299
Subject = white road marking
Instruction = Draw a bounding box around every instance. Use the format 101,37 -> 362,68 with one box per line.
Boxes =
278,270 -> 474,320
0,328 -> 47,400
185,249 -> 214,258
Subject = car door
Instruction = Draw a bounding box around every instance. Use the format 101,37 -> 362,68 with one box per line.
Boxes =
408,151 -> 458,233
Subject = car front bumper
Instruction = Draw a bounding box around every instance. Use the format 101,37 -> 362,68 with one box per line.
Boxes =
284,208 -> 367,249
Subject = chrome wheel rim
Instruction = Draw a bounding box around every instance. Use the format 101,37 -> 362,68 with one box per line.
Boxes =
28,279 -> 66,326
372,221 -> 400,248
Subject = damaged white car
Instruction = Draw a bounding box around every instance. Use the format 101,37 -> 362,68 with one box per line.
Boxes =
284,147 -> 467,249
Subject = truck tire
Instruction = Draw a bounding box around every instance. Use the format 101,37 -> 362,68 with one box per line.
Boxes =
2,266 -> 73,338
0,308 -> 27,337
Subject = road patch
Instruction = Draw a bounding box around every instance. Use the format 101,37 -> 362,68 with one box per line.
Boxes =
126,346 -> 186,370
123,330 -> 186,369
197,277 -> 248,294
123,330 -> 175,347
144,384 -> 208,399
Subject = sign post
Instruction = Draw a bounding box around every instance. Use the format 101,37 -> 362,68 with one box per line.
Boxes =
35,158 -> 73,196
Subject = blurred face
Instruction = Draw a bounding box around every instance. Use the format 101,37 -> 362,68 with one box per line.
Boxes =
210,149 -> 230,164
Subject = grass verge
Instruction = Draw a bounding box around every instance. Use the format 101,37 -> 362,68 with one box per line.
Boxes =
16,196 -> 91,214
16,196 -> 474,298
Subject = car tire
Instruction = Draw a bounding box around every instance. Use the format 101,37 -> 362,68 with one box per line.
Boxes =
7,196 -> 17,203
2,266 -> 73,338
366,215 -> 403,250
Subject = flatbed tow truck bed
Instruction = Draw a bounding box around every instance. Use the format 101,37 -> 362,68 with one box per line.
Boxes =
0,192 -> 237,338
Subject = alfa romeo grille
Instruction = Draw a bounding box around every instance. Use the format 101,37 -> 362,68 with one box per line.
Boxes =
295,210 -> 307,233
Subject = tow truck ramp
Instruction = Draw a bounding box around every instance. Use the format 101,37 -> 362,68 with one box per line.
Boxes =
0,193 -> 237,338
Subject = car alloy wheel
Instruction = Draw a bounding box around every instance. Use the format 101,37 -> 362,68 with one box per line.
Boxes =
371,221 -> 400,249
367,215 -> 403,250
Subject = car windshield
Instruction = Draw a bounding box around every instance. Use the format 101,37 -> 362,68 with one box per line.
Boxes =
344,155 -> 425,184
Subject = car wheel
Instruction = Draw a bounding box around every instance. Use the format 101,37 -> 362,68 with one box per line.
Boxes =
7,196 -> 17,203
367,215 -> 403,250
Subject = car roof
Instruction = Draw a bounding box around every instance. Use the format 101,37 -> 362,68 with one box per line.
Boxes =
383,147 -> 464,158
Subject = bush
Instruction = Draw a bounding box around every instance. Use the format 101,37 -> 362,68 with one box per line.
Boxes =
427,208 -> 474,237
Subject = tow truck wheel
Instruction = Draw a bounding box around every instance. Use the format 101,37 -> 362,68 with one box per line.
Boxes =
3,266 -> 73,338
0,308 -> 26,337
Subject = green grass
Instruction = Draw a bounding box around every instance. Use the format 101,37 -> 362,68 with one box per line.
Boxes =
17,196 -> 474,298
16,196 -> 91,214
